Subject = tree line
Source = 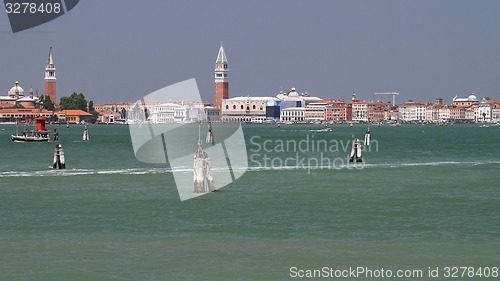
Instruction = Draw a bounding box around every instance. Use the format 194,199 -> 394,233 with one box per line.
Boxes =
39,92 -> 99,123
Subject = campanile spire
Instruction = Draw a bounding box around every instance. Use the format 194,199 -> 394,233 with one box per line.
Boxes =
214,42 -> 228,108
45,47 -> 57,104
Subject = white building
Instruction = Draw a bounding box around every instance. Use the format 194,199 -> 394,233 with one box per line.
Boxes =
351,101 -> 390,122
437,106 -> 450,122
152,103 -> 220,124
351,103 -> 368,122
398,101 -> 429,122
152,103 -> 181,123
304,103 -> 327,123
219,87 -> 325,122
221,97 -> 277,122
465,108 -> 475,121
475,98 -> 492,122
425,106 -> 434,122
280,107 -> 305,122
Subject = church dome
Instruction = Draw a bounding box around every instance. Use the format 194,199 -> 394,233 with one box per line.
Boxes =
288,87 -> 299,97
8,81 -> 24,97
467,93 -> 477,101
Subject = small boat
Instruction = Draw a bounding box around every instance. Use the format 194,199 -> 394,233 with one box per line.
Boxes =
10,116 -> 51,142
314,127 -> 332,132
11,134 -> 50,142
480,124 -> 490,128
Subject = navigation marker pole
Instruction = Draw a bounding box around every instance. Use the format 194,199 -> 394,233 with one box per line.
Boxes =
194,122 -> 215,193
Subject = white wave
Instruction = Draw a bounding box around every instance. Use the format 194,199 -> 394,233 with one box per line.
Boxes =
1,161 -> 498,178
243,160 -> 500,172
0,168 -> 168,178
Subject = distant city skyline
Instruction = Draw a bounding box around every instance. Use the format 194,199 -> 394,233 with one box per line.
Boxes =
1,0 -> 500,104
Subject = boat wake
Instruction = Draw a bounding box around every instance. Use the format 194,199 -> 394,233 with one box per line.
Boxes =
0,168 -> 168,178
1,161 -> 498,178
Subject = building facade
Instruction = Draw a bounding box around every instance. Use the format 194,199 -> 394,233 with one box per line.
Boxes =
326,99 -> 346,121
221,97 -> 270,122
0,81 -> 38,109
281,107 -> 305,122
452,94 -> 479,107
304,103 -> 327,123
398,101 -> 430,122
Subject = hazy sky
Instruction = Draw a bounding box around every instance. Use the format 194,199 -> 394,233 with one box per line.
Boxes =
1,0 -> 499,104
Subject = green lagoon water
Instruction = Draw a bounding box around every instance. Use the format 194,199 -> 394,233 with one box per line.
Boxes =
0,123 -> 499,280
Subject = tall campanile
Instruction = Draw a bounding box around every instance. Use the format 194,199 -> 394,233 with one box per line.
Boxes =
45,47 -> 57,104
214,42 -> 228,108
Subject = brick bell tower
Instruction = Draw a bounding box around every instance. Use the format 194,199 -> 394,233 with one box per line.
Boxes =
214,42 -> 228,108
45,47 -> 57,104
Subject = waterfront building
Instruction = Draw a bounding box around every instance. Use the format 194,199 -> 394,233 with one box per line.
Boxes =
449,106 -> 466,121
465,107 -> 476,121
425,106 -> 434,122
426,98 -> 444,122
0,108 -> 54,122
452,94 -> 478,107
57,110 -> 92,124
280,107 -> 305,122
204,106 -> 220,122
475,98 -> 494,122
350,100 -> 390,122
0,81 -> 38,109
326,99 -> 346,121
491,100 -> 500,122
151,103 -> 183,123
214,43 -> 229,109
304,103 -> 327,123
398,101 -> 430,122
45,47 -> 57,104
150,102 -> 219,124
221,97 -> 276,122
369,107 -> 388,121
352,105 -> 367,121
220,87 -> 325,122
437,105 -> 451,122
98,110 -> 122,124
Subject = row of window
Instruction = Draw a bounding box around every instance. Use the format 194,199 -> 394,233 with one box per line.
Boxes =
225,104 -> 263,110
282,111 -> 304,116
0,114 -> 52,118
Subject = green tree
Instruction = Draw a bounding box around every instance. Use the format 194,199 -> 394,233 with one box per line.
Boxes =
60,92 -> 88,111
88,100 -> 99,124
39,95 -> 55,111
88,100 -> 95,112
120,108 -> 127,119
